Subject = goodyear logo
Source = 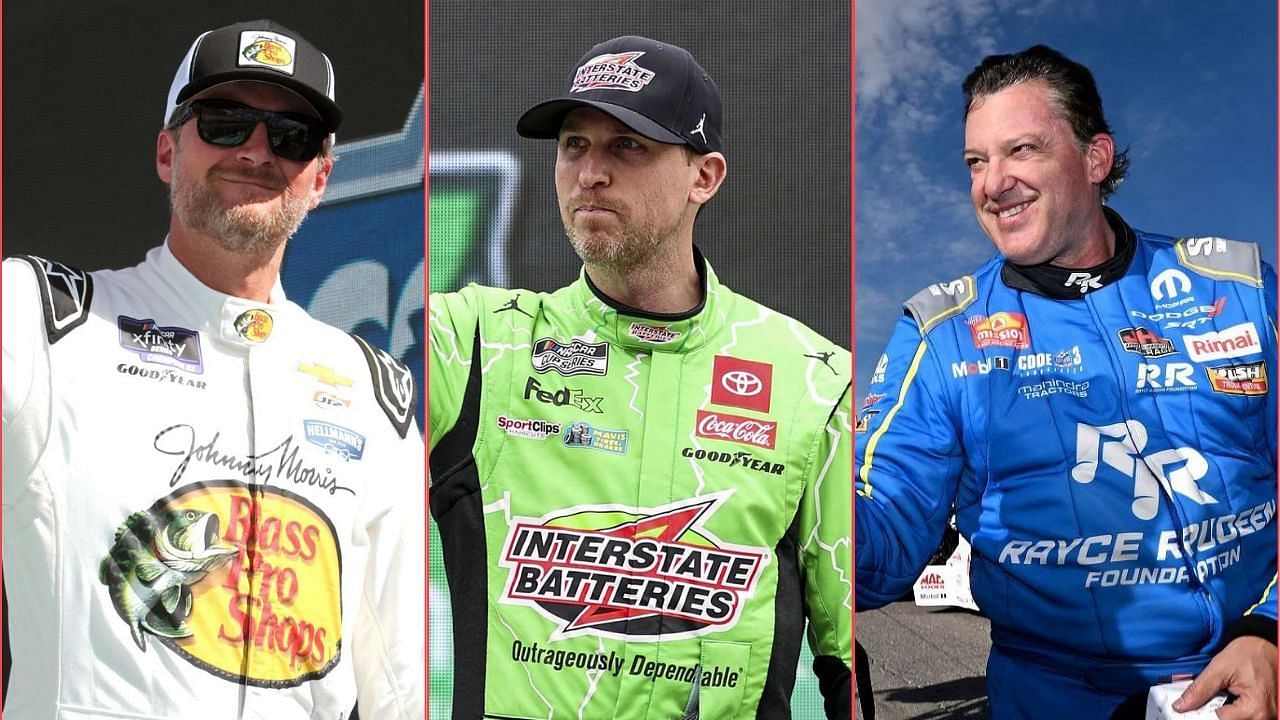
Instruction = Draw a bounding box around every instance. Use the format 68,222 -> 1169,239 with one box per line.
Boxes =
100,481 -> 342,687
238,31 -> 297,74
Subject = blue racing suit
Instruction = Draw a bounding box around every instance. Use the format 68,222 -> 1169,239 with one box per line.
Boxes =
856,209 -> 1277,718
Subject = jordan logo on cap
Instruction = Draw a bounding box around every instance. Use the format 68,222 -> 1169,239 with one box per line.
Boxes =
690,114 -> 707,143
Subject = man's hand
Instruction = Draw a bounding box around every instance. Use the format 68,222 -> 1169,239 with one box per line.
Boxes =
1173,637 -> 1277,719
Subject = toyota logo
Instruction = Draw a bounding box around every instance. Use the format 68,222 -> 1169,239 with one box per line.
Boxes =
721,370 -> 763,396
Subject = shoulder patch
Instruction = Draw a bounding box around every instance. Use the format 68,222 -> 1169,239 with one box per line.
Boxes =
14,255 -> 94,345
1174,237 -> 1262,287
350,333 -> 417,439
904,276 -> 976,334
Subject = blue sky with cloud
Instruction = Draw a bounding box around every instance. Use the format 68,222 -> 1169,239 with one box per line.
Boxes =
855,0 -> 1277,398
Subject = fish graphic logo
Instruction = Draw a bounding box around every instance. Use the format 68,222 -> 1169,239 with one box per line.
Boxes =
99,508 -> 237,651
242,38 -> 293,67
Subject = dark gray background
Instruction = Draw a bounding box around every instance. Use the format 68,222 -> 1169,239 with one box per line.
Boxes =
429,1 -> 851,347
4,1 -> 422,269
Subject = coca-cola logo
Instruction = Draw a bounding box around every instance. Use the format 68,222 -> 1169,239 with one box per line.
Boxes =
694,410 -> 776,450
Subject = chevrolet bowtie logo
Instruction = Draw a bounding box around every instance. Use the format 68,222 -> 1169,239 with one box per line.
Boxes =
298,362 -> 354,388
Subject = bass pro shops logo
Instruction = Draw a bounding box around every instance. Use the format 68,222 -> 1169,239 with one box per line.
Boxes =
99,481 -> 343,687
499,492 -> 769,641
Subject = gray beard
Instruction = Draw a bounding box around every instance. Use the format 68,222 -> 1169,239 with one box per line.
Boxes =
169,166 -> 312,256
563,212 -> 685,272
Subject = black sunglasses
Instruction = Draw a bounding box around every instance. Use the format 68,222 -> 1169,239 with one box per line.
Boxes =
168,99 -> 326,162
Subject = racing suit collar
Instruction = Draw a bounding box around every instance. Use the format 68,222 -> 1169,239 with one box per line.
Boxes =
1000,206 -> 1136,299
152,238 -> 292,348
577,246 -> 731,352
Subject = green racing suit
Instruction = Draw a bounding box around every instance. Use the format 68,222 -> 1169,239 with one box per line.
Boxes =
428,253 -> 852,719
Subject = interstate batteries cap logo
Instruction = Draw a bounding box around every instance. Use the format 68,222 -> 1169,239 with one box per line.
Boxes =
99,481 -> 342,687
499,492 -> 769,641
572,52 -> 656,93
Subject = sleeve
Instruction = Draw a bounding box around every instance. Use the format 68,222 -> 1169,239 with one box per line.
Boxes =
854,315 -> 965,610
428,288 -> 482,451
3,257 -> 52,500
354,413 -> 426,719
798,386 -> 853,720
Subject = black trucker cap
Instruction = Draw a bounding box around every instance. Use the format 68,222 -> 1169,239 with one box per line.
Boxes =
163,20 -> 342,133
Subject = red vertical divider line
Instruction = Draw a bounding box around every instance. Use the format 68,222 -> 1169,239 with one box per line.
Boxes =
1,0 -> 6,714
848,0 -> 857,716
422,0 -> 431,714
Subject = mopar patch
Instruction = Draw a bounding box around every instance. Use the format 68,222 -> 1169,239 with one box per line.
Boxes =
531,337 -> 609,376
303,420 -> 366,461
118,316 -> 203,373
99,481 -> 342,687
498,492 -> 768,641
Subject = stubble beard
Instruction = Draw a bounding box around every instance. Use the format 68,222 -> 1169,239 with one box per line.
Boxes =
169,160 -> 312,257
563,206 -> 686,272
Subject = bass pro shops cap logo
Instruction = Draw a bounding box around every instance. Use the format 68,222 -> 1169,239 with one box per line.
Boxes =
572,52 -> 656,93
499,492 -> 769,641
99,481 -> 343,687
238,31 -> 297,75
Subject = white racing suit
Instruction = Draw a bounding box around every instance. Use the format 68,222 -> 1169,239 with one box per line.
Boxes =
2,243 -> 423,719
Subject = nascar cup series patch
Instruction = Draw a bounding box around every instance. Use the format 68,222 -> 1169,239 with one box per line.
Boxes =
99,481 -> 342,687
498,491 -> 768,641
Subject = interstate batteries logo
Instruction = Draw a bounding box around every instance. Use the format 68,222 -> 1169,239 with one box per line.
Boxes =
572,51 -> 656,93
499,492 -> 768,641
99,481 -> 342,687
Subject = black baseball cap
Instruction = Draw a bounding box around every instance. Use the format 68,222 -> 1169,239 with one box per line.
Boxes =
163,20 -> 342,133
518,36 -> 722,154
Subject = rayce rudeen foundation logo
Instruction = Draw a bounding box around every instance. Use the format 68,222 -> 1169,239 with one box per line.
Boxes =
498,491 -> 769,641
100,481 -> 343,687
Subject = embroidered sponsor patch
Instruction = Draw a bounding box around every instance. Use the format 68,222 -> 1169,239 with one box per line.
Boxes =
498,492 -> 769,641
1182,322 -> 1262,363
1205,361 -> 1268,396
303,420 -> 366,461
561,421 -> 628,454
532,338 -> 609,376
572,51 -> 656,93
99,481 -> 342,687
118,316 -> 203,373
1117,326 -> 1177,358
694,409 -> 777,450
680,447 -> 783,476
238,30 -> 297,74
628,323 -> 680,344
710,356 -> 773,413
234,309 -> 273,343
951,356 -> 1011,378
497,415 -> 562,440
968,312 -> 1030,349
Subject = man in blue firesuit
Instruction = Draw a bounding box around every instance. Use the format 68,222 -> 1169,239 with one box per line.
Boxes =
855,45 -> 1277,719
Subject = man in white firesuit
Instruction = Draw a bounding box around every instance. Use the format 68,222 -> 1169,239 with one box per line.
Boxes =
1,19 -> 423,719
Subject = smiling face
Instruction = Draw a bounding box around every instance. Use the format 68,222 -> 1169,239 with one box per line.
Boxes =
157,81 -> 331,256
963,81 -> 1112,266
554,107 -> 709,269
